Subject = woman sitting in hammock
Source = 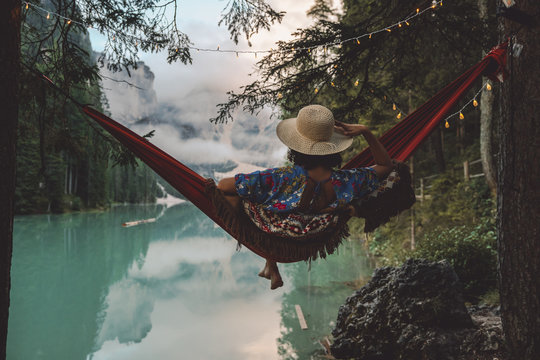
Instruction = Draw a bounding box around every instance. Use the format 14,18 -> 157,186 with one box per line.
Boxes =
217,104 -> 393,289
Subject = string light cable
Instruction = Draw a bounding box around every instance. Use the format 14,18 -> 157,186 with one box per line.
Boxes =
22,0 -> 444,56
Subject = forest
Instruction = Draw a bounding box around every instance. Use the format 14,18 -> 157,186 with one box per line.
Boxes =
1,0 -> 539,359
15,3 -> 160,214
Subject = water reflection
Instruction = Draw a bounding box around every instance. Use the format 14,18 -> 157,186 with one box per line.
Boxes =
277,241 -> 373,360
9,204 -> 372,360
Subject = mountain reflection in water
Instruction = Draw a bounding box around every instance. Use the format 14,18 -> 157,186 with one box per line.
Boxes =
8,204 -> 372,360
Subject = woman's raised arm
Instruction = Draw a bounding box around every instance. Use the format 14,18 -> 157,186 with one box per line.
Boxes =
334,121 -> 393,178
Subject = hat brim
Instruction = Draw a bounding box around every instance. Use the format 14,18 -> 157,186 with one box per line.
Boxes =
276,117 -> 353,155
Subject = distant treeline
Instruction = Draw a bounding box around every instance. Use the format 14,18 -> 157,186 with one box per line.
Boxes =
15,3 -> 160,215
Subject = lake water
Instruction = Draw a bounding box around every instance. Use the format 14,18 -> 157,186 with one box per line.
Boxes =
8,204 -> 373,360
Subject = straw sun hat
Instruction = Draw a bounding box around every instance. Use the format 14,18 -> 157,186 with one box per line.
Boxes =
276,104 -> 353,155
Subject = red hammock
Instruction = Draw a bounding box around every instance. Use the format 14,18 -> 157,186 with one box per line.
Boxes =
79,43 -> 507,263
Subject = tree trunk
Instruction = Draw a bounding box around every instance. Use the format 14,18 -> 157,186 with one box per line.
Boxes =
480,81 -> 497,194
431,125 -> 446,172
498,2 -> 540,358
478,0 -> 497,195
0,0 -> 21,357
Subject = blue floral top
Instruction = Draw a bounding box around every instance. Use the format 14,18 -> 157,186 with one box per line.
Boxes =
234,165 -> 379,213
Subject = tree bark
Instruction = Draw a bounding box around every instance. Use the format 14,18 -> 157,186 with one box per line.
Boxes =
480,82 -> 497,194
478,0 -> 497,195
498,2 -> 540,358
0,0 -> 21,357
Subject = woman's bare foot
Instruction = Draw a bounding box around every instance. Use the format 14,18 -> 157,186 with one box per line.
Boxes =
267,261 -> 284,290
270,274 -> 283,290
258,262 -> 271,279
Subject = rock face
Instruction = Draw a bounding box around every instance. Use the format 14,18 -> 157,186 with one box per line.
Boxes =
331,259 -> 504,360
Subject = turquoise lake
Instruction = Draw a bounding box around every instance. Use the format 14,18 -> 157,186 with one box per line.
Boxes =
8,204 -> 373,360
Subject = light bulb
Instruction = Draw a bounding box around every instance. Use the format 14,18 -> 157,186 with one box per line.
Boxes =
314,88 -> 319,94
459,112 -> 464,120
46,12 -> 50,19
354,80 -> 359,87
67,20 -> 71,25
356,39 -> 360,45
26,3 -> 29,10
397,112 -> 402,119
405,21 -> 410,26
369,34 -> 372,39
331,82 -> 335,87
277,93 -> 283,99
432,0 -> 437,9
417,8 -> 420,13
473,99 -> 478,107
392,103 -> 396,111
386,28 -> 392,32
486,83 -> 492,91
445,121 -> 450,128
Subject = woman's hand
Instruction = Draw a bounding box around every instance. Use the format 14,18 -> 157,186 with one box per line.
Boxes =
334,121 -> 369,137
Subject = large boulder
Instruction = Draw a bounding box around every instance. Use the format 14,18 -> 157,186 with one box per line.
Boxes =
331,259 -> 504,360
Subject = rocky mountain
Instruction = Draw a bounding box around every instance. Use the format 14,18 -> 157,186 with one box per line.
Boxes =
98,61 -> 285,179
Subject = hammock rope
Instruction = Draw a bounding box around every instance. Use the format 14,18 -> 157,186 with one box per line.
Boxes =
36,42 -> 508,263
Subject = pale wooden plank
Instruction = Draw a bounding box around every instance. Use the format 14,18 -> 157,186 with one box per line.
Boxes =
295,304 -> 308,330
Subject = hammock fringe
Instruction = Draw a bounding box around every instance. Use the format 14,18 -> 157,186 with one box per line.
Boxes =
205,179 -> 351,262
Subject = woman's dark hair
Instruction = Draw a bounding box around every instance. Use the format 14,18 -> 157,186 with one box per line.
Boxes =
287,149 -> 342,170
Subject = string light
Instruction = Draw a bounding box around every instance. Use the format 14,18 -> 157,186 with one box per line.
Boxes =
354,79 -> 359,86
277,93 -> 283,99
397,112 -> 402,119
314,88 -> 319,94
442,82 -> 492,128
392,103 -> 397,111
20,0 -> 443,57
